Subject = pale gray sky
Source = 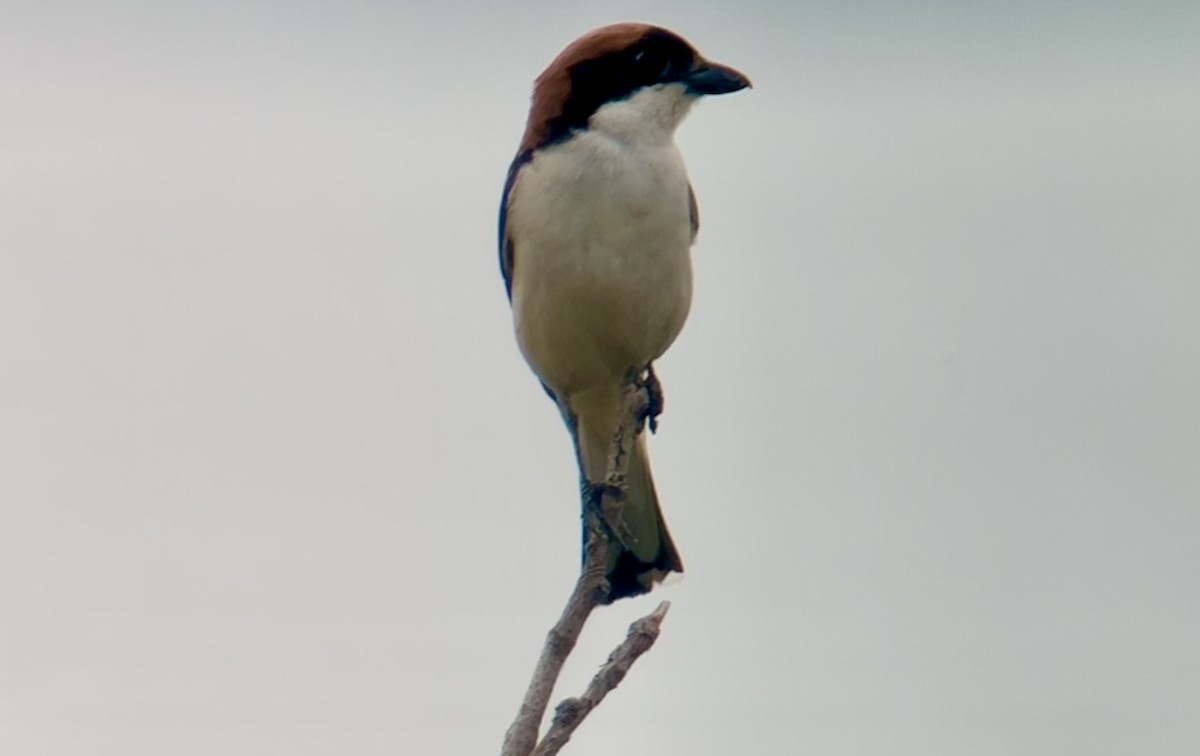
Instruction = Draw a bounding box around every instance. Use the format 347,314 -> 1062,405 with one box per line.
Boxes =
2,1 -> 1198,754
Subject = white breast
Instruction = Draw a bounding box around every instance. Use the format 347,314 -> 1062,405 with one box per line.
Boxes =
508,97 -> 696,398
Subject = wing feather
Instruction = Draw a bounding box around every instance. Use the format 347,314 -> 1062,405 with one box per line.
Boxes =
497,151 -> 532,300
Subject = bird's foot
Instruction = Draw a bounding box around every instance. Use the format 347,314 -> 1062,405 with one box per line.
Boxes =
584,481 -> 634,550
636,364 -> 664,434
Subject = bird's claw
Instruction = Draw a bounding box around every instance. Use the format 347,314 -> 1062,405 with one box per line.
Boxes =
586,482 -> 624,508
637,364 -> 664,434
584,482 -> 634,549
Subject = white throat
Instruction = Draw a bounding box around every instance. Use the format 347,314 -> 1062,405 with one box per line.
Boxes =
587,83 -> 696,146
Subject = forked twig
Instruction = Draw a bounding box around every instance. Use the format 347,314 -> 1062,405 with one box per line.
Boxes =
500,372 -> 671,756
532,601 -> 670,756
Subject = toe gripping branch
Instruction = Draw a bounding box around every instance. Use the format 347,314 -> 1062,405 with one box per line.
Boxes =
637,363 -> 664,434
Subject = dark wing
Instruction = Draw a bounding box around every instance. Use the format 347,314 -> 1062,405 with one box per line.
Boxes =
498,151 -> 532,300
687,181 -> 700,242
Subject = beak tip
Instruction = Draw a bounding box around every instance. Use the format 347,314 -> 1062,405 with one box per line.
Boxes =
687,62 -> 752,96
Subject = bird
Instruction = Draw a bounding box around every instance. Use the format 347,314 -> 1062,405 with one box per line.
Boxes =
498,23 -> 749,602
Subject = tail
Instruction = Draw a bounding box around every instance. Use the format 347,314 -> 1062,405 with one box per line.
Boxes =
577,422 -> 683,603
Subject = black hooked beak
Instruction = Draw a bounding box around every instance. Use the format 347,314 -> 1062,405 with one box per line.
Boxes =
684,60 -> 752,96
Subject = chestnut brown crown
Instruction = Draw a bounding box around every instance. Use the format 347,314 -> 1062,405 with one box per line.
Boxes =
518,23 -> 750,153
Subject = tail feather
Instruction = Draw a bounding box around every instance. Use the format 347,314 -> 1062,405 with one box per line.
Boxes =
578,423 -> 683,603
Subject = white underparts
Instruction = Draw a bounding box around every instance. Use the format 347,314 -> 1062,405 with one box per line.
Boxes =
507,86 -> 697,408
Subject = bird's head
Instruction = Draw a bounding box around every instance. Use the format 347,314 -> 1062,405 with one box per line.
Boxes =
519,23 -> 751,151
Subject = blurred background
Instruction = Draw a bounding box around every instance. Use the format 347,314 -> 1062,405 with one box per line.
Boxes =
2,1 -> 1197,754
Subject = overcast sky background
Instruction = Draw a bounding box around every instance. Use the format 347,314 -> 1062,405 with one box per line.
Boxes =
2,1 -> 1198,754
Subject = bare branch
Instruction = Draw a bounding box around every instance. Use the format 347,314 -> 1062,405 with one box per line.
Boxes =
499,517 -> 611,756
595,373 -> 650,549
533,601 -> 671,756
500,372 -> 661,756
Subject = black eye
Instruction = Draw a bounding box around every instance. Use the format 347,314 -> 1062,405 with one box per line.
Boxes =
629,44 -> 686,85
632,47 -> 658,72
